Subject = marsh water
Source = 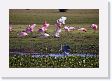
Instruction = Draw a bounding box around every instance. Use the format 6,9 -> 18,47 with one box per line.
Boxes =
10,52 -> 98,58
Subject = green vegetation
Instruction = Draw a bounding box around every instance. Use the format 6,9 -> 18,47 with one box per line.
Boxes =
9,25 -> 99,54
9,9 -> 99,68
9,55 -> 99,68
9,9 -> 99,25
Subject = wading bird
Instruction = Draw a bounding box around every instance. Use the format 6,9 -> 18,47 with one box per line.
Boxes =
59,44 -> 70,56
38,21 -> 50,37
26,24 -> 36,33
54,16 -> 67,37
17,31 -> 28,37
64,26 -> 76,32
78,28 -> 87,32
42,20 -> 49,31
38,21 -> 49,32
90,24 -> 98,31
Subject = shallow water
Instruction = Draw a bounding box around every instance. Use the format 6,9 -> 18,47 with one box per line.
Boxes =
10,52 -> 98,58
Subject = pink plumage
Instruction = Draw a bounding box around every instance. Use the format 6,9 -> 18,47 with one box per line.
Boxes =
78,28 -> 87,32
18,31 -> 28,37
26,24 -> 36,33
26,27 -> 32,33
42,21 -> 49,31
64,26 -> 70,31
30,24 -> 36,30
64,26 -> 75,31
38,21 -> 49,32
91,24 -> 98,31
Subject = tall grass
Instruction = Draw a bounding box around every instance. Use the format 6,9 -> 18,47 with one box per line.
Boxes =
9,25 -> 99,54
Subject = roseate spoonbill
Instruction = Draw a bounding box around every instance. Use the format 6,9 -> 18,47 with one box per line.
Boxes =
69,26 -> 76,30
64,26 -> 69,31
38,21 -> 49,33
91,24 -> 98,31
78,28 -> 87,32
17,31 -> 28,37
42,21 -> 49,29
64,26 -> 76,31
26,24 -> 36,33
54,16 -> 67,37
30,24 -> 36,29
